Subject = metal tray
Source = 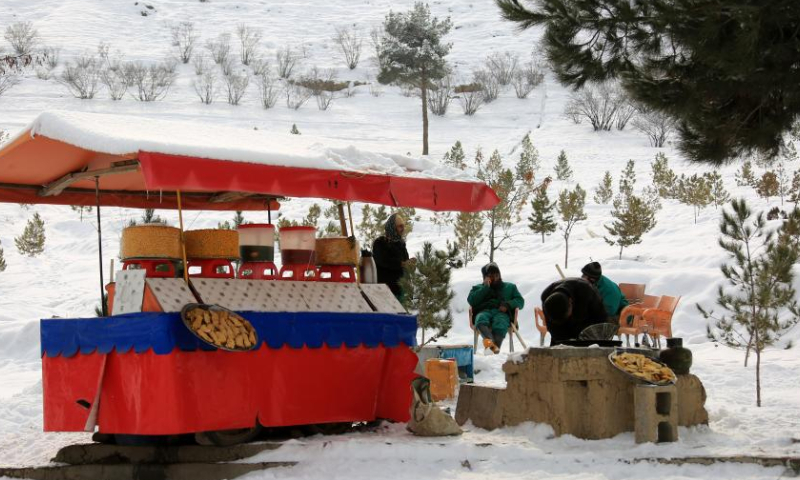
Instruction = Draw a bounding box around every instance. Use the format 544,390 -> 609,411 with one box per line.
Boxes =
180,303 -> 259,352
608,351 -> 676,386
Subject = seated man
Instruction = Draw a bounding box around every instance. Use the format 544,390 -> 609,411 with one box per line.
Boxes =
467,263 -> 525,354
581,261 -> 629,323
541,278 -> 607,345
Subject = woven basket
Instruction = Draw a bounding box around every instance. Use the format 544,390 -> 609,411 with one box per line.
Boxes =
120,225 -> 182,260
185,229 -> 240,259
316,237 -> 359,265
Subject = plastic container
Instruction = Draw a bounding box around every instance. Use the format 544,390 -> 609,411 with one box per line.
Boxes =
359,250 -> 377,284
237,224 -> 276,262
280,226 -> 316,265
424,358 -> 458,401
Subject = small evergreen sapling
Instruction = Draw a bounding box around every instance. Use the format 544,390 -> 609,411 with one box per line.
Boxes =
290,124 -> 300,135
593,171 -> 614,204
528,186 -> 557,243
553,150 -> 573,181
556,184 -> 587,268
15,212 -> 46,257
651,152 -> 678,199
0,240 -> 7,272
619,159 -> 636,197
704,171 -> 730,209
70,205 -> 93,221
399,242 -> 455,346
677,173 -> 713,224
698,200 -> 800,407
432,141 -> 467,231
453,211 -> 484,266
790,169 -> 800,205
604,193 -> 657,258
735,161 -> 756,187
755,171 -> 779,201
357,204 -> 389,248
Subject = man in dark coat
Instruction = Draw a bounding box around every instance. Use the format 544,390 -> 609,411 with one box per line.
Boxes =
372,213 -> 414,301
540,278 -> 607,345
468,263 -> 525,354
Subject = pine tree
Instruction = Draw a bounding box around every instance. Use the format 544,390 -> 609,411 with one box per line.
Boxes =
453,211 -> 484,266
776,161 -> 791,206
392,207 -> 418,236
593,170 -> 614,204
290,123 -> 300,134
553,150 -> 572,181
556,184 -> 587,268
528,186 -> 557,243
0,240 -> 7,272
735,160 -> 756,187
497,0 -> 800,163
790,169 -> 800,205
604,193 -> 657,259
755,171 -> 779,201
15,212 -> 46,257
478,147 -> 535,262
651,152 -> 678,199
357,204 -> 390,248
704,171 -> 730,210
677,173 -> 713,224
619,159 -> 636,197
377,2 -> 452,155
519,133 -> 541,173
431,141 -> 467,231
399,242 -> 455,346
218,211 -> 245,230
698,200 -> 800,407
70,205 -> 93,221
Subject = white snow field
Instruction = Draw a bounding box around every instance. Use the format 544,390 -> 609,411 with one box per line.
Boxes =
0,0 -> 799,478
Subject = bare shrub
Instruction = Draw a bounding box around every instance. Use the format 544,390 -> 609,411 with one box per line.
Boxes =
315,90 -> 335,110
427,75 -> 453,116
343,80 -> 356,98
0,73 -> 20,97
250,56 -> 269,76
284,82 -> 312,110
224,72 -> 249,105
511,60 -> 544,99
485,51 -> 518,86
124,61 -> 177,101
456,83 -> 484,116
193,54 -> 210,75
162,57 -> 179,75
206,33 -> 231,65
565,83 -> 618,131
171,21 -> 199,64
4,22 -> 39,55
614,97 -> 638,131
369,25 -> 386,69
368,78 -> 383,97
400,84 -> 416,97
633,108 -> 677,147
236,24 -> 261,66
276,45 -> 299,79
255,72 -> 280,109
192,70 -> 217,104
100,68 -> 128,100
563,103 -> 583,124
58,56 -> 100,99
334,25 -> 362,70
219,56 -> 234,76
473,69 -> 499,103
42,46 -> 60,69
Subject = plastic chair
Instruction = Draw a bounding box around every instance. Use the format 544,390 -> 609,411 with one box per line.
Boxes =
642,295 -> 681,348
534,307 -> 548,346
468,306 -> 523,353
618,283 -> 645,305
617,294 -> 661,346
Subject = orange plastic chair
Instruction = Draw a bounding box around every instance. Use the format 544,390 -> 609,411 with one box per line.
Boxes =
618,283 -> 645,305
469,306 -> 522,353
617,294 -> 661,346
534,307 -> 548,346
642,295 -> 681,348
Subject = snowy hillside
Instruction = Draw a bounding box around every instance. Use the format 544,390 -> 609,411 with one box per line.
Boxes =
0,0 -> 799,477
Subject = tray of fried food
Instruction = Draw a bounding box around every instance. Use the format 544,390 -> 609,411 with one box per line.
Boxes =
181,303 -> 258,351
608,352 -> 677,385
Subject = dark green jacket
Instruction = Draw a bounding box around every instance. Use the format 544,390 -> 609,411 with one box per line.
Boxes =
467,281 -> 525,314
596,275 -> 629,316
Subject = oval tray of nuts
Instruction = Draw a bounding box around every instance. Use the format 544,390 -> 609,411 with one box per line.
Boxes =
608,351 -> 677,386
181,303 -> 259,352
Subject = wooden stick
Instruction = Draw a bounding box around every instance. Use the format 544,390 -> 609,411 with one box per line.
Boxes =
556,264 -> 566,279
347,202 -> 360,284
177,190 -> 189,283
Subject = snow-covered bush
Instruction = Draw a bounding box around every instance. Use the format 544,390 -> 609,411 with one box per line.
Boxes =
236,24 -> 261,66
170,21 -> 198,64
124,61 -> 177,101
193,71 -> 217,104
58,55 -> 100,99
4,22 -> 39,55
224,72 -> 249,105
334,25 -> 362,70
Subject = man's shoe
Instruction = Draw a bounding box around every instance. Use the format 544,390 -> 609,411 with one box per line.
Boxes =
483,338 -> 500,354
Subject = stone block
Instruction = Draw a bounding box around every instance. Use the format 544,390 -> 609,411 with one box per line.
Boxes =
634,384 -> 678,444
454,384 -> 504,430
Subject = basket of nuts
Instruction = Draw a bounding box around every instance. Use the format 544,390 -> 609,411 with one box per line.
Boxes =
181,303 -> 259,351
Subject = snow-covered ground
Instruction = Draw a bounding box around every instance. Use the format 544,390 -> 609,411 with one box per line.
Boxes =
1,0 -> 799,478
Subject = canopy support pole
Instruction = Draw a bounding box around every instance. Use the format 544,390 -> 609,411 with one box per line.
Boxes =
268,203 -> 272,224
337,203 -> 347,236
95,177 -> 106,316
347,202 -> 359,284
177,190 -> 189,283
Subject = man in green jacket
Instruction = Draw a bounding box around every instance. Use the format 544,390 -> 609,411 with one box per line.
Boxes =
468,263 -> 525,354
581,262 -> 628,322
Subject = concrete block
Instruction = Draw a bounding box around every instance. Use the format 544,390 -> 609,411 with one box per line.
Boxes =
634,384 -> 678,444
454,384 -> 504,430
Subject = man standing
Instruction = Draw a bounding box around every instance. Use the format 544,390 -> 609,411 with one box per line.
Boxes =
373,214 -> 415,302
468,263 -> 525,354
581,262 -> 629,322
540,278 -> 607,345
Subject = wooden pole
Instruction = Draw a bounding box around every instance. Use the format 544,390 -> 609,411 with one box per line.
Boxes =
95,177 -> 106,316
337,203 -> 347,236
177,190 -> 189,283
556,264 -> 566,279
347,202 -> 360,284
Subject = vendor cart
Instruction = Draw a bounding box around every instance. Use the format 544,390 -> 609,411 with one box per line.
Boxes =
0,111 -> 499,443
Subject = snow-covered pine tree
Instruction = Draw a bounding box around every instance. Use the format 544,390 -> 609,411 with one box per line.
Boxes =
399,242 -> 455,346
519,133 -> 541,173
453,211 -> 483,266
698,200 -> 800,407
619,159 -> 636,197
604,193 -> 657,259
15,212 -> 46,257
735,161 -> 756,187
377,2 -> 452,155
704,171 -> 730,210
593,171 -> 613,204
528,186 -> 557,243
556,184 -> 587,268
553,149 -> 572,181
677,173 -> 713,224
651,152 -> 678,199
